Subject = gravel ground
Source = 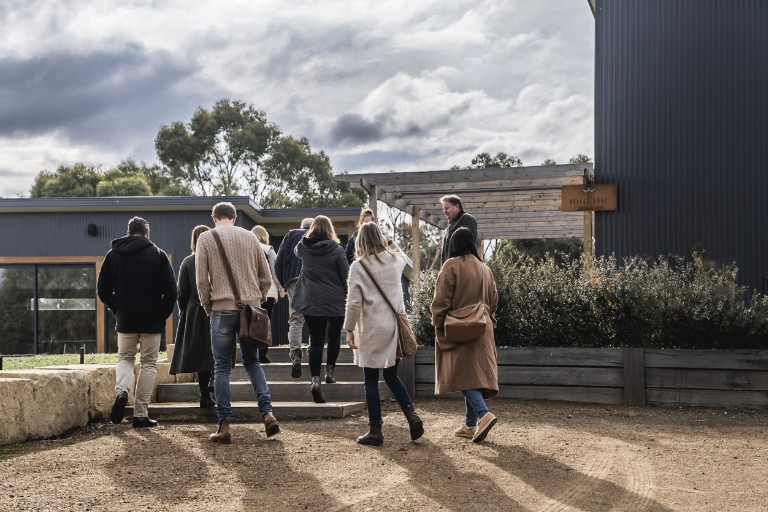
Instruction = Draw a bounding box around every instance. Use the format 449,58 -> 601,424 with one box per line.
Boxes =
1,399 -> 767,512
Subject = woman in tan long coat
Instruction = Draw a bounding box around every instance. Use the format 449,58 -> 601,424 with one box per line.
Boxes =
431,227 -> 499,443
345,222 -> 423,446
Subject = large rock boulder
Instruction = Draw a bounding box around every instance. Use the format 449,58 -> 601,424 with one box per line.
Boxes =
0,369 -> 89,439
0,378 -> 33,445
43,365 -> 117,422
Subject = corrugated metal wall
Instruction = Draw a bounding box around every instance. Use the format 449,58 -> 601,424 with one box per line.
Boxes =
0,211 -> 294,345
594,0 -> 768,295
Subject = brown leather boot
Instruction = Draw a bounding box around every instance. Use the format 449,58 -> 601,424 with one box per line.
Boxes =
264,412 -> 280,437
209,419 -> 232,444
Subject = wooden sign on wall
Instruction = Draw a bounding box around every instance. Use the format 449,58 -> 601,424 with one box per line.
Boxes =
561,184 -> 617,212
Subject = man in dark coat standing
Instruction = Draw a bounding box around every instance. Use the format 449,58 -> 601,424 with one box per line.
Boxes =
97,216 -> 176,428
440,194 -> 479,264
275,217 -> 313,378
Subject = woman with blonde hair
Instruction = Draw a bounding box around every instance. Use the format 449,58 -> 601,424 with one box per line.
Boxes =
292,215 -> 349,402
431,227 -> 499,443
344,222 -> 423,446
251,225 -> 284,364
170,225 -> 215,408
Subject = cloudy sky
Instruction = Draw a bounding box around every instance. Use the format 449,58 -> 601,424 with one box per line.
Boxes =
0,0 -> 595,198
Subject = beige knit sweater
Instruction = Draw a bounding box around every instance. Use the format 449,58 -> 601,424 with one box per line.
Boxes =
195,226 -> 272,314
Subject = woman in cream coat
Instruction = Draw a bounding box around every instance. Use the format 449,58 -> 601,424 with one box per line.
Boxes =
345,222 -> 424,446
431,227 -> 499,443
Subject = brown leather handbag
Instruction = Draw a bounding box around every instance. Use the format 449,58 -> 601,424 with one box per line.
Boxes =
443,268 -> 487,342
359,261 -> 417,358
210,230 -> 272,348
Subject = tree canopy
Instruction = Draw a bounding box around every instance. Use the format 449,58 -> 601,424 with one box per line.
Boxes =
451,151 -> 523,170
30,160 -> 189,198
155,99 -> 364,207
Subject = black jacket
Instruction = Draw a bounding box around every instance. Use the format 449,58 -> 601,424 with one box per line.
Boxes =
292,235 -> 349,317
97,235 -> 177,333
275,228 -> 307,287
440,211 -> 479,264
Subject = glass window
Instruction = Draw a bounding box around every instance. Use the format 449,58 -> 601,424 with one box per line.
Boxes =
0,266 -> 35,355
36,265 -> 97,354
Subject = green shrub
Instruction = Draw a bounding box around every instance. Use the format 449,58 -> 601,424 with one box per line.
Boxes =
412,254 -> 768,349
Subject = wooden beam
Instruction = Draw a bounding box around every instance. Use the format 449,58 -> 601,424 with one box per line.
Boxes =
411,206 -> 421,296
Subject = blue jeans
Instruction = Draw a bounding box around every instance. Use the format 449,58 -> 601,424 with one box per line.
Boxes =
364,361 -> 412,425
461,389 -> 489,428
211,310 -> 273,421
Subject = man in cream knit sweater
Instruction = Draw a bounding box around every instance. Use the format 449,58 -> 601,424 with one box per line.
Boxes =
196,202 -> 279,443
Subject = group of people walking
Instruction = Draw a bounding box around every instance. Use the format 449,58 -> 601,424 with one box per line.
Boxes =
97,194 -> 499,445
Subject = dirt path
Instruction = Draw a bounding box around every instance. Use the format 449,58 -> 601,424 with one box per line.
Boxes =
1,399 -> 766,511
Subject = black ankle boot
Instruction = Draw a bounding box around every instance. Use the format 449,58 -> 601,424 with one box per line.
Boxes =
200,393 -> 215,408
402,404 -> 424,441
357,422 -> 383,446
310,376 -> 326,403
325,364 -> 336,384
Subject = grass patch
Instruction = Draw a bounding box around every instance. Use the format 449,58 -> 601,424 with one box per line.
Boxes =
1,352 -> 167,370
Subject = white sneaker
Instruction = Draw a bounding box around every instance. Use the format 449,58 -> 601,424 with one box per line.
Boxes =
453,424 -> 476,439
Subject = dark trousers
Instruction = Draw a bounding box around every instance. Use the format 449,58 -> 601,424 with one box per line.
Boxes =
303,314 -> 343,377
258,298 -> 276,358
364,361 -> 412,425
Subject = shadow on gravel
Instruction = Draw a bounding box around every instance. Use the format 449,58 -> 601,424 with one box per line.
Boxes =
177,423 -> 343,511
0,421 -> 117,463
105,427 -> 211,507
480,444 -> 673,512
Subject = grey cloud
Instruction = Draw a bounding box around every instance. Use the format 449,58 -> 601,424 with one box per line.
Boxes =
334,148 -> 437,172
0,45 -> 225,153
330,112 -> 423,145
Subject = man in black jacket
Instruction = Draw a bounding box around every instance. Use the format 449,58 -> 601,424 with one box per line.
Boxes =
275,217 -> 313,378
97,216 -> 176,428
440,194 -> 479,265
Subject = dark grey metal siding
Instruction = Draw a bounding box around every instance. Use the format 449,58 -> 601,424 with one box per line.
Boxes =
594,0 -> 768,295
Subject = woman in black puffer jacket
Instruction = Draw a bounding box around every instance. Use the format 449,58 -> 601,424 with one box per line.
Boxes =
292,215 -> 349,402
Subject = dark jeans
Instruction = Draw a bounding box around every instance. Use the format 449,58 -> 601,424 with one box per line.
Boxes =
258,298 -> 276,358
363,361 -> 412,425
303,315 -> 343,377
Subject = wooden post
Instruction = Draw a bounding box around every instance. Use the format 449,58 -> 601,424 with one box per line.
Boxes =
582,170 -> 594,273
623,348 -> 646,406
411,206 -> 421,294
369,184 -> 377,220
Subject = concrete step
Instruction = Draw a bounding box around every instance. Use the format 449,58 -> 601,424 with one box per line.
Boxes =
157,381 -> 389,403
227,362 -> 362,382
236,345 -> 356,364
126,401 -> 366,420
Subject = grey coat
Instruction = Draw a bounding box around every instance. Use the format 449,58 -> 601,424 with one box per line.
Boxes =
292,236 -> 349,317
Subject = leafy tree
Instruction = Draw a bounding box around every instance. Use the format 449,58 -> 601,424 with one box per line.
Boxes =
259,136 -> 364,208
30,163 -> 102,197
155,99 -> 364,207
155,99 -> 279,196
105,160 -> 191,196
541,158 -> 557,165
96,175 -> 152,196
29,160 -> 188,197
452,151 -> 523,170
569,154 -> 592,164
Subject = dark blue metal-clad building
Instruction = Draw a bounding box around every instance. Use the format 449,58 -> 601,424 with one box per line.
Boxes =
591,0 -> 768,294
0,197 -> 368,354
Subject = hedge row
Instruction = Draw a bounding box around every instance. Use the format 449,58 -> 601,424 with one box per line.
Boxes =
413,255 -> 768,349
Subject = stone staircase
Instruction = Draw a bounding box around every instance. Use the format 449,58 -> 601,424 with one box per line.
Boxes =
127,346 -> 385,421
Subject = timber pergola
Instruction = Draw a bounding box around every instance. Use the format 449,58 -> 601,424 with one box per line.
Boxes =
336,163 -> 594,278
